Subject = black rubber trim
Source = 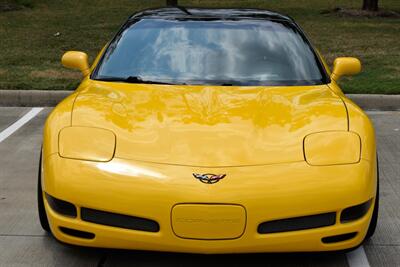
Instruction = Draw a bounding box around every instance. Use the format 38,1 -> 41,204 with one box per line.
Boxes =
258,212 -> 336,234
37,150 -> 50,232
45,193 -> 77,218
59,227 -> 95,239
81,207 -> 160,233
341,200 -> 372,223
322,232 -> 357,244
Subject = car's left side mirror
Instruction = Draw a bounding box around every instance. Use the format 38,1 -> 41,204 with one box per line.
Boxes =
61,51 -> 90,76
331,57 -> 361,81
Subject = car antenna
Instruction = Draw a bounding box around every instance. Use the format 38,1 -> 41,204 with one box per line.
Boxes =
166,0 -> 191,15
176,6 -> 192,15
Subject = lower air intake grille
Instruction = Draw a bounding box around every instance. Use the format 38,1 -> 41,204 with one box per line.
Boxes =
258,212 -> 336,234
81,208 -> 160,233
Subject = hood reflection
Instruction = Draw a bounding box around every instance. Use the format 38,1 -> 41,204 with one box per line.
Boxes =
96,161 -> 166,179
74,83 -> 348,167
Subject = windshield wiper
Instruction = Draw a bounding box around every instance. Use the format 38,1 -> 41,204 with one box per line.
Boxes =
96,76 -> 173,85
125,76 -> 174,85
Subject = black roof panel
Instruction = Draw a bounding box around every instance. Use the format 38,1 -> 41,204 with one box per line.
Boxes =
129,7 -> 293,22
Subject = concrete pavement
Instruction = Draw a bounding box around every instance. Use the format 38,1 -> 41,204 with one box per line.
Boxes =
0,107 -> 398,266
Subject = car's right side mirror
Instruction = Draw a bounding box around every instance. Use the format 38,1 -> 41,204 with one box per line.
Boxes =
61,51 -> 90,76
330,57 -> 361,82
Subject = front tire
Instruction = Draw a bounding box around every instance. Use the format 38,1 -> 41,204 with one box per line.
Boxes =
37,151 -> 50,232
366,157 -> 379,239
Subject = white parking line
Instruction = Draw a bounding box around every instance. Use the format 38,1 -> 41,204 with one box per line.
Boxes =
0,108 -> 43,143
346,246 -> 370,267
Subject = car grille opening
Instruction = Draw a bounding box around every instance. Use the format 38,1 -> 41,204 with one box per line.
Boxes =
340,199 -> 372,223
45,193 -> 77,218
258,212 -> 336,234
59,227 -> 95,239
81,207 -> 160,233
322,232 -> 357,244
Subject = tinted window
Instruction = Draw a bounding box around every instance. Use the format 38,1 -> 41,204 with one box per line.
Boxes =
94,19 -> 325,86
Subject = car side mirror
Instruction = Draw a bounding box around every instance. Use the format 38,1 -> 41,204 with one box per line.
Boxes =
331,57 -> 361,81
61,51 -> 90,76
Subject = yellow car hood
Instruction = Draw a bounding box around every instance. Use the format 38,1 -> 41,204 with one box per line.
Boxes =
72,82 -> 347,167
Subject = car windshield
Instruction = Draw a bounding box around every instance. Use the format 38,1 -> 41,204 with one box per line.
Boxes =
93,19 -> 326,86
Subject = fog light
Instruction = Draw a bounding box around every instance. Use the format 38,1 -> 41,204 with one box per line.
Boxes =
322,232 -> 357,244
45,193 -> 77,218
340,199 -> 372,223
59,227 -> 95,239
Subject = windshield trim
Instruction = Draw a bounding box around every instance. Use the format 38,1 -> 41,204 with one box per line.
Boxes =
94,75 -> 325,87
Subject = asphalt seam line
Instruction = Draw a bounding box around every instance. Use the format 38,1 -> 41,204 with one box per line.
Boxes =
346,246 -> 370,267
0,234 -> 46,237
0,108 -> 43,143
364,243 -> 400,247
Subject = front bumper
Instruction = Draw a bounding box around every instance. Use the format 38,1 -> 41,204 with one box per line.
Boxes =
42,154 -> 377,253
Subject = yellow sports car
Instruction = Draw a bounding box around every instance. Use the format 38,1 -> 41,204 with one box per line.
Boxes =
38,7 -> 378,253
